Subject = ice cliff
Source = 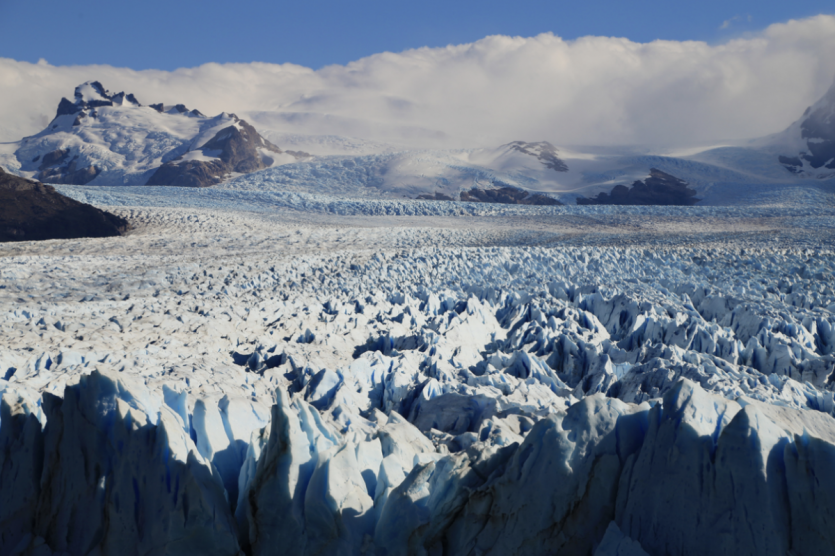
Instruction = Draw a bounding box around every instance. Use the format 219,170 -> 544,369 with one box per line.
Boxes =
3,374 -> 834,555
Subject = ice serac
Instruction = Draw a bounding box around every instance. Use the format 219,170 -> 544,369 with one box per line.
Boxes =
14,370 -> 240,556
364,380 -> 835,556
616,379 -> 835,556
427,395 -> 649,556
0,392 -> 44,555
593,522 -> 649,556
236,389 -> 336,556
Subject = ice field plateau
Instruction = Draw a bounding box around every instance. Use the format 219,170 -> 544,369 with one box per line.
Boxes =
2,182 -> 835,556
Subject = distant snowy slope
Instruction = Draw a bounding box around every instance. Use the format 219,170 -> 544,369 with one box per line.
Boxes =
219,139 -> 835,206
8,81 -> 305,186
222,83 -> 835,206
220,141 -> 579,201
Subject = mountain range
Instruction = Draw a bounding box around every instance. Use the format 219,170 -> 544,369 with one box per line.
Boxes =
2,78 -> 835,205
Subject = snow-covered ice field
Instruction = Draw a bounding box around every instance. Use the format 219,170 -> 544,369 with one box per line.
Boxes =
2,186 -> 835,555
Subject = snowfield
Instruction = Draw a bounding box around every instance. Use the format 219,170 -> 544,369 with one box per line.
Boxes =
2,189 -> 835,555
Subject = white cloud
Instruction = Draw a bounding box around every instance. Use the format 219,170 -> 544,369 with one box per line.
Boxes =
1,15 -> 834,148
721,14 -> 753,30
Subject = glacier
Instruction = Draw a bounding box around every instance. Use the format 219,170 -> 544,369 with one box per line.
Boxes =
1,191 -> 835,555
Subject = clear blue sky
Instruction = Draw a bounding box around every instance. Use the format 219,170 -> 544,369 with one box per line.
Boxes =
0,0 -> 832,70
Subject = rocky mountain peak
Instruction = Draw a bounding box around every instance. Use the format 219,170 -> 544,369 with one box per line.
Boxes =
56,80 -> 141,118
14,81 -> 308,187
777,77 -> 835,177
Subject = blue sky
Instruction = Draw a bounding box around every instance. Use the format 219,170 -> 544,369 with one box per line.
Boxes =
0,0 -> 832,70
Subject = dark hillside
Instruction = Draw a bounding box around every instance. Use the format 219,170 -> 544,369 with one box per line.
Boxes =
0,167 -> 127,242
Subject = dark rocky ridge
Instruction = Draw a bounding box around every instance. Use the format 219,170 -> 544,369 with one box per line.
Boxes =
415,192 -> 456,201
0,167 -> 127,242
576,169 -> 700,206
506,141 -> 569,172
146,119 -> 286,187
416,187 -> 562,205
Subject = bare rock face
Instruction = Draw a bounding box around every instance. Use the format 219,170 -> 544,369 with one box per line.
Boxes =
0,167 -> 127,242
146,119 -> 285,187
576,169 -> 700,206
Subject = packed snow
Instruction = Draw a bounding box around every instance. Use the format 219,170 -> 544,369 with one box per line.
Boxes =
2,186 -> 835,554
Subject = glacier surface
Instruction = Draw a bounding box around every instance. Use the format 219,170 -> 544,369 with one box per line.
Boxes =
1,192 -> 835,555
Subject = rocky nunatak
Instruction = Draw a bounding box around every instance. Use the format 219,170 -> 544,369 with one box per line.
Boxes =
145,118 -> 287,187
576,168 -> 700,206
0,167 -> 127,242
416,186 -> 562,205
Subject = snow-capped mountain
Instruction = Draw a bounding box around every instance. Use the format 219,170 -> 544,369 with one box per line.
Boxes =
10,81 -> 307,187
759,78 -> 835,178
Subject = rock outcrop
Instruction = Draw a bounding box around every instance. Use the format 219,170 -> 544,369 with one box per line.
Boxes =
459,186 -> 563,205
146,118 -> 285,187
506,141 -> 569,172
415,187 -> 562,205
0,167 -> 127,242
576,168 -> 700,206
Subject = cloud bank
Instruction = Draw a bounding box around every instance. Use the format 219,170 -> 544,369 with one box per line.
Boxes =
1,15 -> 834,148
